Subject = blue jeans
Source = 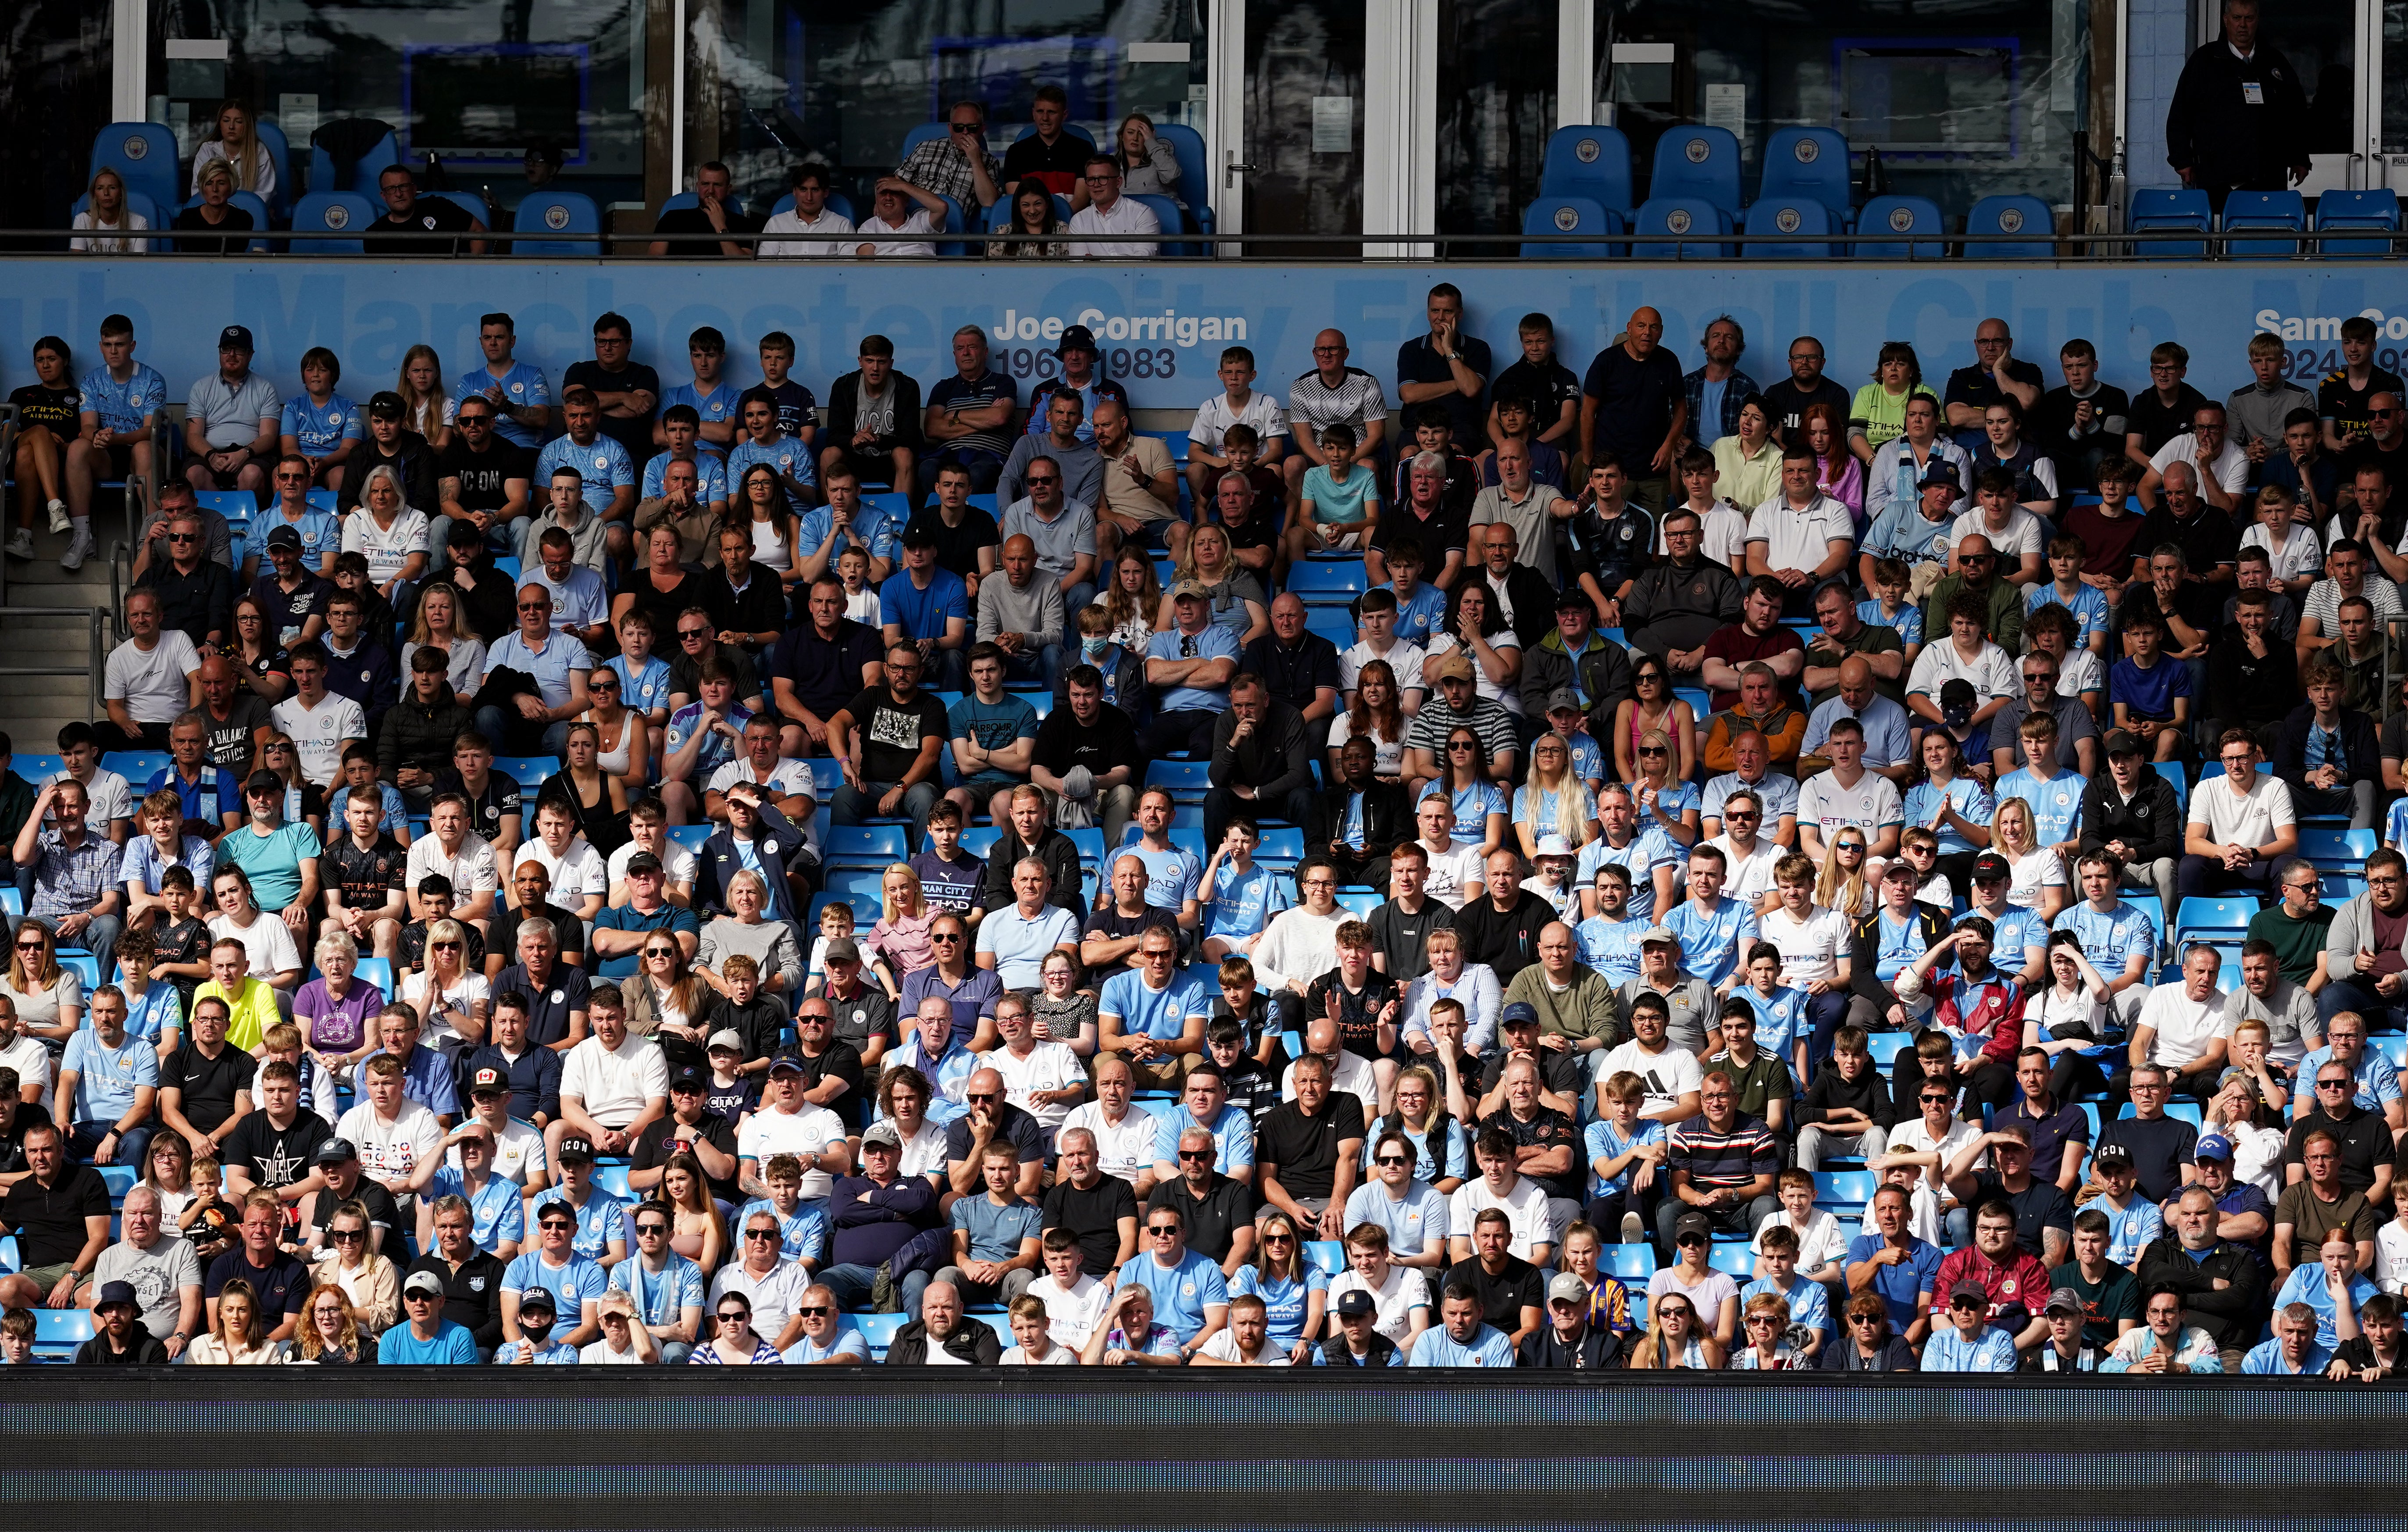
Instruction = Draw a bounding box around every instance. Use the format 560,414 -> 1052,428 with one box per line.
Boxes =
1002,644 -> 1064,693
2319,974 -> 2404,1031
67,1119 -> 153,1169
821,1262 -> 882,1311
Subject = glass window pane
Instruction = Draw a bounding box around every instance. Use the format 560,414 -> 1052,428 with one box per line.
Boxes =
1243,0 -> 1364,246
3,1 -> 114,246
734,0 -> 1207,219
1436,0 -> 1556,241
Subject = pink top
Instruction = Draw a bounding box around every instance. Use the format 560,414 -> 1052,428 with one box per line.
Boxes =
870,909 -> 940,974
1818,453 -> 1866,524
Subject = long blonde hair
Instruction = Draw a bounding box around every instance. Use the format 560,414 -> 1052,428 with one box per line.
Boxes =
1993,796 -> 2038,859
878,864 -> 928,924
407,579 -> 481,648
207,100 -> 266,192
1175,521 -> 1238,587
1815,829 -> 1869,918
1519,735 -> 1595,850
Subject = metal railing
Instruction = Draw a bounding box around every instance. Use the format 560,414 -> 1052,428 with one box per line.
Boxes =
0,605 -> 111,723
0,224 -> 2376,261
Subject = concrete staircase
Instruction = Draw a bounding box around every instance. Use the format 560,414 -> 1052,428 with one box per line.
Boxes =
0,512 -> 127,754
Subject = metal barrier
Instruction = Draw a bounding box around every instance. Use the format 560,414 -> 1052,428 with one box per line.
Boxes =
0,605 -> 111,723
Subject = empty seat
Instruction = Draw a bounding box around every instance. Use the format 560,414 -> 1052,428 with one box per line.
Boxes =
289,193 -> 377,253
1286,558 -> 1369,602
1125,192 -> 1188,256
514,190 -> 603,254
2221,189 -> 2304,256
1540,125 -> 1635,219
253,118 -> 294,217
1963,194 -> 2055,258
2316,188 -> 2399,256
1647,125 -> 1743,216
90,122 -> 183,221
1853,195 -> 1946,258
1152,124 -> 1215,234
307,126 -> 400,198
1629,197 -> 1732,259
1757,127 -> 1853,221
2129,187 -> 2210,259
1741,198 -> 1837,258
1520,196 -> 1621,258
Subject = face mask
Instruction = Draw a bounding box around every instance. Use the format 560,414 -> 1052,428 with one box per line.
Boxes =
1081,636 -> 1110,659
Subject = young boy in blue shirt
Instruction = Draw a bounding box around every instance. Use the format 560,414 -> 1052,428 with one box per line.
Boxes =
2108,612 -> 2190,762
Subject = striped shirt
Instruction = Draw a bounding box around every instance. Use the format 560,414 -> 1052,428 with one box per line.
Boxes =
27,828 -> 122,922
1403,697 -> 1518,765
1665,1113 -> 1779,1193
1289,366 -> 1388,439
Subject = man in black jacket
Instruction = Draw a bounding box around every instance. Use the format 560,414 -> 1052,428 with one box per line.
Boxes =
2136,1184 -> 2270,1368
2078,729 -> 2182,928
976,785 -> 1084,917
1623,507 -> 1745,671
1240,596 -> 1342,726
822,335 -> 924,505
408,1193 -> 509,1357
2164,0 -> 2312,212
884,1278 -> 1002,1364
2272,660 -> 2379,829
1205,674 -> 1314,848
74,1282 -> 171,1365
1315,736 -> 1408,894
1520,1269 -> 1624,1368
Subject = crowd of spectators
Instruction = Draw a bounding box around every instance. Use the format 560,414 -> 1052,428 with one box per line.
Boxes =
8,281 -> 2408,1379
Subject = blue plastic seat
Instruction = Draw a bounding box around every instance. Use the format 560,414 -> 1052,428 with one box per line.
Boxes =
194,491 -> 255,526
511,190 -> 601,254
1865,1032 -> 1911,1068
2221,189 -> 2304,257
1963,195 -> 2055,258
1707,1243 -> 1757,1278
824,825 -> 910,866
308,129 -> 400,198
493,755 -> 556,790
2174,896 -> 2257,934
100,751 -> 169,786
2129,187 -> 2211,259
591,1164 -> 632,1199
1609,1245 -> 1656,1278
2150,760 -> 2189,817
1813,1170 -> 1875,1208
90,123 -> 182,220
1287,559 -> 1369,603
32,1308 -> 92,1362
1152,124 -> 1215,236
1126,192 -> 1188,256
1629,197 -> 1732,259
1647,125 -> 1743,217
2299,827 -> 2375,870
1145,759 -> 1212,793
289,193 -> 377,254
1520,196 -> 1621,258
2316,188 -> 2399,256
1335,891 -> 1380,918
1853,195 -> 1946,258
665,824 -> 711,854
960,826 -> 1002,861
1757,127 -> 1853,221
353,957 -> 393,996
1742,198 -> 1837,258
850,1311 -> 907,1360
1540,125 -> 1635,218
1304,1240 -> 1346,1277
1303,607 -> 1355,650
253,118 -> 294,217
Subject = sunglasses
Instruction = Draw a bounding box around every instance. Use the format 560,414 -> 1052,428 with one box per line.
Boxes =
330,1228 -> 365,1242
517,601 -> 551,612
1676,1235 -> 1705,1247
797,1304 -> 833,1318
744,1228 -> 780,1241
1177,1149 -> 1213,1162
1374,1156 -> 1409,1168
717,1311 -> 751,1322
678,627 -> 710,640
635,1222 -> 669,1236
1637,746 -> 1667,757
644,947 -> 677,958
931,933 -> 964,944
1147,1225 -> 1181,1236
539,1219 -> 574,1230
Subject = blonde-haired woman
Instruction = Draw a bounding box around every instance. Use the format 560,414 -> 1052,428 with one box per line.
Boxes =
1612,655 -> 1695,785
1814,827 -> 1870,921
191,97 -> 276,201
1991,796 -> 2067,920
1,918 -> 82,1049
1163,521 -> 1266,642
624,921 -> 717,1076
868,864 -> 938,977
1625,1290 -> 1723,1370
187,1276 -> 287,1364
72,166 -> 151,254
698,868 -> 803,997
344,464 -> 429,606
395,345 -> 454,451
400,918 -> 489,1052
1630,726 -> 1701,848
293,1284 -> 373,1365
401,581 -> 486,705
1229,1209 -> 1327,1364
172,158 -> 254,254
1512,734 -> 1598,859
1102,546 -> 1162,652
312,1200 -> 400,1336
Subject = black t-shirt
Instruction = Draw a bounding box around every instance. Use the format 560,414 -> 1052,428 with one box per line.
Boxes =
1042,1174 -> 1140,1277
1444,1253 -> 1544,1335
791,1038 -> 866,1105
835,683 -> 949,784
1966,1171 -> 2076,1255
2337,436 -> 2408,496
1491,358 -> 1582,444
633,1110 -> 742,1203
1448,891 -> 1556,983
220,1109 -> 335,1193
0,1102 -> 53,1178
8,382 -> 81,436
1031,705 -> 1143,784
1756,376 -> 1852,447
1940,361 -> 2046,432
651,204 -> 761,257
1085,904 -> 1177,953
432,770 -> 524,847
1145,1174 -> 1256,1264
491,905 -> 587,967
1256,1095 -> 1368,1201
325,832 -> 408,911
1580,344 -> 1685,468
757,380 -> 819,442
2320,367 -> 2408,447
2284,1107 -> 2396,1193
2125,383 -> 2212,457
493,960 -> 592,1048
2095,1114 -> 2198,1204
362,195 -> 479,255
203,1246 -> 310,1317
671,645 -> 764,708
163,1043 -> 259,1136
0,1162 -> 109,1269
155,915 -> 212,1008
407,1249 -> 508,1348
560,361 -> 663,461
306,1178 -> 402,1247
1367,899 -> 1454,983
901,506 -> 1002,584
704,1075 -> 759,1124
171,204 -> 256,254
434,436 -> 535,514
251,571 -> 333,650
200,696 -> 275,774
1002,133 -> 1095,194
945,1102 -> 1049,1168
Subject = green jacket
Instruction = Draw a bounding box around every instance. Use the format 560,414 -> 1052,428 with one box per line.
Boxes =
1923,574 -> 2022,652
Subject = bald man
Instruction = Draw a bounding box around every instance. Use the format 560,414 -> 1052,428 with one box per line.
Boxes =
1580,307 -> 1686,507
1286,329 -> 1390,505
1799,655 -> 1916,781
194,652 -> 276,775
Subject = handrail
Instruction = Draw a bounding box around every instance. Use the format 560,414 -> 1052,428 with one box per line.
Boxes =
0,225 -> 2357,260
0,605 -> 111,724
0,405 -> 17,611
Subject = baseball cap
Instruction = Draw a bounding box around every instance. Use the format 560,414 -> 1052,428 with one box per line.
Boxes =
1425,652 -> 1476,684
670,1065 -> 708,1092
217,325 -> 254,353
900,526 -> 939,550
245,768 -> 284,797
1672,1210 -> 1713,1243
516,1285 -> 557,1314
706,1028 -> 745,1053
402,1270 -> 446,1299
1498,1001 -> 1540,1031
861,1120 -> 903,1150
1552,589 -> 1593,612
766,1048 -> 806,1076
1545,689 -> 1583,715
1947,1279 -> 1991,1307
1880,858 -> 1921,882
446,517 -> 488,546
1939,679 -> 1977,729
93,1280 -> 139,1312
1056,324 -> 1099,356
1334,1288 -> 1376,1318
1534,833 -> 1574,861
1917,462 -> 1960,491
2194,1133 -> 2234,1164
2044,1286 -> 2084,1316
824,936 -> 861,964
367,390 -> 406,418
624,851 -> 664,877
1169,579 -> 1210,603
468,1068 -> 507,1096
1547,1271 -> 1590,1307
535,1200 -> 574,1224
314,1138 -> 358,1166
556,1136 -> 596,1164
1640,925 -> 1678,945
2102,728 -> 2141,757
1969,853 -> 2012,883
263,524 -> 303,551
2092,1143 -> 2133,1171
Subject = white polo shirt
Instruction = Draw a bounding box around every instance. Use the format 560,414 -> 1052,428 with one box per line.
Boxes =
2187,771 -> 2295,850
405,832 -> 500,899
736,1101 -> 851,1200
2138,981 -> 2232,1070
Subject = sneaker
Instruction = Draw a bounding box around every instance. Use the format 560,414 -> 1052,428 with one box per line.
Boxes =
45,500 -> 68,535
4,530 -> 32,559
59,529 -> 92,571
1620,1211 -> 1645,1246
